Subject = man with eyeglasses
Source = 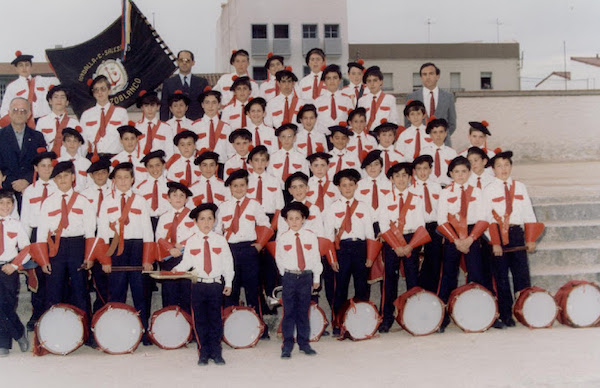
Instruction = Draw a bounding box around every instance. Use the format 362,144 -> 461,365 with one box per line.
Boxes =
0,98 -> 47,209
160,50 -> 208,122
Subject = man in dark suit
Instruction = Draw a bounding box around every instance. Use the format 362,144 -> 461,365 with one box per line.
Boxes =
406,63 -> 457,146
160,50 -> 209,122
0,97 -> 47,206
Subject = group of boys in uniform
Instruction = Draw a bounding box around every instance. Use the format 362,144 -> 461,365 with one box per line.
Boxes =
0,48 -> 539,364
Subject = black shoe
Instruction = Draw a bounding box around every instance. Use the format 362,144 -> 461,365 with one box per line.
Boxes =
26,320 -> 36,332
212,355 -> 226,365
492,319 -> 506,329
17,332 -> 29,353
332,328 -> 341,337
299,347 -> 317,356
260,330 -> 270,340
198,356 -> 209,366
84,335 -> 98,349
281,349 -> 292,359
321,330 -> 330,337
505,318 -> 516,327
142,334 -> 153,346
378,323 -> 391,333
438,316 -> 450,333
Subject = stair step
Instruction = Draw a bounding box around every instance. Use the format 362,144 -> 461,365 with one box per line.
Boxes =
533,201 -> 600,222
539,220 -> 600,242
531,272 -> 600,294
529,240 -> 600,269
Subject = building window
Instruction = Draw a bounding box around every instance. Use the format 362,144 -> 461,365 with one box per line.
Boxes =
253,67 -> 267,82
324,24 -> 339,38
303,24 -> 317,39
252,24 -> 267,39
412,72 -> 422,91
274,24 -> 289,39
303,66 -> 311,77
383,73 -> 394,91
481,72 -> 493,89
450,72 -> 461,91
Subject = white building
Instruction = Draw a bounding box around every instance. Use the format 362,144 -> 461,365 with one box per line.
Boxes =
216,0 -> 349,81
349,43 -> 521,93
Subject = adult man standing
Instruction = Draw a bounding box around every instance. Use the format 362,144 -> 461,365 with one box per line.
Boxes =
160,50 -> 208,122
0,98 -> 47,208
406,63 -> 456,146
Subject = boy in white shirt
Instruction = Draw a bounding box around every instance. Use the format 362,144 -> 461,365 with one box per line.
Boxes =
396,100 -> 431,162
298,48 -> 326,102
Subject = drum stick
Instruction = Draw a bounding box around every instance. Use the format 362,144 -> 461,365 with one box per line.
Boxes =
502,246 -> 528,253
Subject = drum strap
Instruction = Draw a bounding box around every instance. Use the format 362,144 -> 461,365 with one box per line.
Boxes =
107,194 -> 136,257
47,193 -> 80,258
334,200 -> 359,249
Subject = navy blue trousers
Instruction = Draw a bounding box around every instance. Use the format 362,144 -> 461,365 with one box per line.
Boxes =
493,226 -> 531,322
333,239 -> 368,321
225,241 -> 260,315
0,271 -> 24,349
28,227 -> 46,324
159,255 -> 191,314
418,222 -> 443,293
108,239 -> 149,330
191,282 -> 223,359
45,236 -> 89,315
281,271 -> 312,350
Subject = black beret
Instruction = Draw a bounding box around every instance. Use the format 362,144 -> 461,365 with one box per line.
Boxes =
347,60 -> 365,71
329,125 -> 354,137
11,51 -> 33,66
361,150 -> 383,169
198,89 -> 222,104
320,64 -> 342,81
386,162 -> 413,179
247,145 -> 269,162
371,121 -> 398,135
245,97 -> 266,113
275,123 -> 298,136
32,150 -> 57,166
281,201 -> 310,219
467,146 -> 489,161
425,118 -> 449,134
50,161 -> 74,179
229,128 -> 252,143
469,121 -> 491,136
46,84 -> 70,102
109,162 -> 134,179
190,203 -> 219,219
306,152 -> 332,164
285,172 -> 309,191
231,76 -> 252,90
140,150 -> 166,165
194,150 -> 220,165
166,181 -> 193,197
296,104 -> 318,122
333,168 -> 361,186
486,151 -> 513,168
265,53 -> 284,69
135,90 -> 159,108
412,154 -> 433,168
173,130 -> 198,145
117,125 -> 142,138
347,107 -> 367,123
362,66 -> 382,84
61,127 -> 84,144
275,69 -> 298,82
87,158 -> 111,173
305,48 -> 325,65
167,91 -> 190,106
403,99 -> 426,117
447,156 -> 471,177
224,168 -> 249,186
229,49 -> 249,65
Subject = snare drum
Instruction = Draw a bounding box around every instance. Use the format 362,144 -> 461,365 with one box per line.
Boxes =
513,286 -> 558,329
222,306 -> 265,349
277,302 -> 329,342
336,299 -> 381,341
555,280 -> 600,327
148,306 -> 193,349
35,304 -> 87,355
448,283 -> 498,333
92,302 -> 143,355
394,287 -> 444,336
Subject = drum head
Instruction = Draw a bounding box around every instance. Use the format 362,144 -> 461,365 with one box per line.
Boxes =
223,309 -> 263,348
451,288 -> 497,332
401,292 -> 444,336
93,306 -> 143,354
343,302 -> 379,340
150,309 -> 192,349
521,291 -> 558,328
309,304 -> 328,341
566,284 -> 600,327
37,305 -> 85,355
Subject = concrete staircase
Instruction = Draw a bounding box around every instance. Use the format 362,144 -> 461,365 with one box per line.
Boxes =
529,195 -> 600,293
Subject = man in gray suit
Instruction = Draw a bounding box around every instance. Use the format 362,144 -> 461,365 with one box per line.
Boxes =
405,63 -> 456,146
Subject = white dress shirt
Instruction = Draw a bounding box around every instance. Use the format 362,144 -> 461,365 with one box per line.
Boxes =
189,175 -> 230,207
411,177 -> 443,224
268,148 -> 310,186
357,91 -> 400,129
247,171 -> 284,215
323,197 -> 375,242
314,90 -> 353,129
378,187 -> 425,234
421,144 -> 458,186
21,179 -> 57,235
134,175 -> 170,218
276,228 -> 323,283
213,72 -> 259,106
37,189 -> 96,240
437,183 -> 485,226
215,196 -> 271,243
97,190 -> 154,243
80,103 -> 128,155
191,116 -> 233,163
297,72 -> 326,102
265,93 -> 307,129
0,75 -> 58,119
327,148 -> 361,181
0,216 -> 31,267
483,178 -> 537,226
395,125 -> 433,162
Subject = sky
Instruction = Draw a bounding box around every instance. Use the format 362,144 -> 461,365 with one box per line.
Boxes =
1,0 -> 598,90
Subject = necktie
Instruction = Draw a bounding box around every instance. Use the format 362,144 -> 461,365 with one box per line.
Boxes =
27,78 -> 37,102
295,232 -> 306,270
423,183 -> 433,214
460,185 -> 468,218
344,201 -> 352,233
372,179 -> 379,210
176,119 -> 182,132
283,97 -> 290,124
209,119 -> 216,149
182,76 -> 190,93
330,94 -> 337,120
434,148 -> 441,177
369,95 -> 377,127
231,201 -> 241,234
98,107 -> 107,139
97,188 -> 104,217
430,91 -> 435,117
354,86 -> 359,100
128,154 -> 133,164
60,194 -> 69,229
143,121 -> 154,155
121,193 -> 127,211
151,180 -> 158,211
384,150 -> 391,173
170,212 -> 180,244
315,179 -> 324,211
504,182 -> 513,215
306,132 -> 313,155
41,183 -> 49,202
52,117 -> 63,155
398,193 -> 404,221
206,179 -> 213,203
357,135 -> 363,159
241,104 -> 247,128
336,154 -> 343,173
255,127 -> 261,146
0,219 -> 4,256
185,160 -> 192,186
256,176 -> 263,204
283,152 -> 290,181
477,177 -> 482,190
204,236 -> 212,275
312,75 -> 319,100
242,157 -> 247,171
414,128 -> 421,159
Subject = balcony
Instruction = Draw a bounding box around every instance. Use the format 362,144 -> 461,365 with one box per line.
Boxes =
302,38 -> 321,56
273,38 -> 291,57
251,38 -> 269,57
324,38 -> 342,56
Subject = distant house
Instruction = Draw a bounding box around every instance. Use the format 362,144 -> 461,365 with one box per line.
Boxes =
535,71 -> 571,90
